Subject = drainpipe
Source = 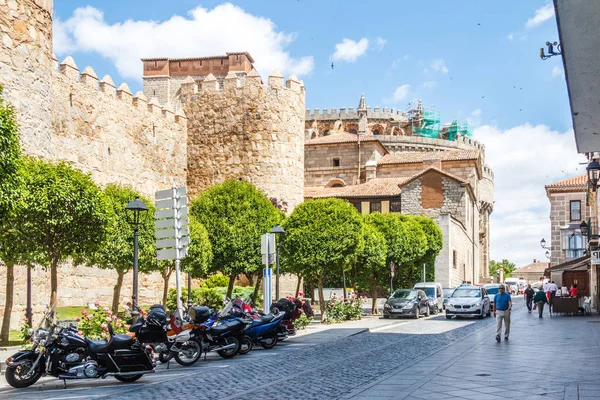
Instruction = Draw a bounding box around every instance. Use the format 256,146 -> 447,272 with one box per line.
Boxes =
357,134 -> 361,184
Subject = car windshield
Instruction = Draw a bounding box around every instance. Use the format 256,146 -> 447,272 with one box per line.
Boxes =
485,287 -> 499,295
451,289 -> 481,298
391,290 -> 417,299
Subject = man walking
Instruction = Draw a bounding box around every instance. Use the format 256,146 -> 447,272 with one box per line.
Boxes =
494,284 -> 512,342
524,284 -> 535,313
534,288 -> 548,318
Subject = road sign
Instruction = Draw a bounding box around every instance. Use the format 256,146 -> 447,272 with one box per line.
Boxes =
592,250 -> 600,265
261,233 -> 276,256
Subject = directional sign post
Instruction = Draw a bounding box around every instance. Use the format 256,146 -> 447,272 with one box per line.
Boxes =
592,250 -> 600,265
390,262 -> 395,295
261,233 -> 276,312
155,185 -> 190,319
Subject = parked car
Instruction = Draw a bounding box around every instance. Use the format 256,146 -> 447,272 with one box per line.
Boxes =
383,289 -> 430,319
445,286 -> 491,319
483,284 -> 501,309
413,282 -> 444,314
442,288 -> 455,310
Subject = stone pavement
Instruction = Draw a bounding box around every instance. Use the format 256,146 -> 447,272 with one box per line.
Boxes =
346,307 -> 600,400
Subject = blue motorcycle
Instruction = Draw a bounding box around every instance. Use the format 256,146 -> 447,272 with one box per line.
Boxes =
238,312 -> 285,354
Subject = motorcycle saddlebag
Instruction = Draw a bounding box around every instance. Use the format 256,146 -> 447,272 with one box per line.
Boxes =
136,324 -> 167,343
146,307 -> 167,327
111,349 -> 153,373
190,306 -> 212,323
210,319 -> 244,336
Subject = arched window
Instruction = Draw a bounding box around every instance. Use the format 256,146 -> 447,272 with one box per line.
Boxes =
373,130 -> 380,135
324,130 -> 330,136
348,129 -> 357,134
331,183 -> 343,188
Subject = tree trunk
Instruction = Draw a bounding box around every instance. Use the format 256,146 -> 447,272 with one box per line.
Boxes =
295,274 -> 302,298
226,274 -> 236,299
246,273 -> 254,287
371,277 -> 379,315
112,269 -> 126,314
308,279 -> 315,302
50,258 -> 59,317
318,276 -> 326,320
161,269 -> 173,308
252,274 -> 262,307
0,262 -> 15,346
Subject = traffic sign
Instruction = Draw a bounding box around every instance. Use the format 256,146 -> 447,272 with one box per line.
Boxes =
592,250 -> 600,265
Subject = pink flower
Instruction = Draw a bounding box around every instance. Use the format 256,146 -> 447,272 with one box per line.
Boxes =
112,316 -> 117,320
103,306 -> 109,312
78,330 -> 83,336
86,315 -> 92,320
123,305 -> 130,311
76,317 -> 81,322
101,323 -> 107,329
100,332 -> 106,338
81,309 -> 88,315
105,317 -> 111,322
106,310 -> 112,315
94,301 -> 100,307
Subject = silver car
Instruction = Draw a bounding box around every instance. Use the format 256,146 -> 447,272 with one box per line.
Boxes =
445,286 -> 492,319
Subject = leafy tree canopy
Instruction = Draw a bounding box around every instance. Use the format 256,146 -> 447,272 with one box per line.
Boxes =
180,215 -> 213,278
490,259 -> 517,278
0,86 -> 22,221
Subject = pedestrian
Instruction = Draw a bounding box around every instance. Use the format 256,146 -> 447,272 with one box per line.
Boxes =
533,287 -> 548,318
493,284 -> 512,342
548,281 -> 558,311
561,284 -> 569,297
524,284 -> 535,313
570,284 -> 578,298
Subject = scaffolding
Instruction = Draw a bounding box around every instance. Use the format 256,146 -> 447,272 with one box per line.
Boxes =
447,120 -> 473,141
410,102 -> 441,138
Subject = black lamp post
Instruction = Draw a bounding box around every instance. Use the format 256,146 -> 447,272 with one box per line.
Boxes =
539,41 -> 562,60
587,159 -> 600,191
125,196 -> 148,312
580,221 -> 590,238
271,225 -> 285,300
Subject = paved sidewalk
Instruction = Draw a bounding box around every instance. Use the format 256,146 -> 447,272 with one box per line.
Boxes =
346,309 -> 600,400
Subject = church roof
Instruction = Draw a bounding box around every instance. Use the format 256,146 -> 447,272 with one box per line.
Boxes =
516,261 -> 550,274
545,174 -> 588,193
378,150 -> 480,165
304,177 -> 409,199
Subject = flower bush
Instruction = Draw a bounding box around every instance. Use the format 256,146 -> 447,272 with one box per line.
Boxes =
77,303 -> 127,339
294,312 -> 313,330
323,295 -> 364,323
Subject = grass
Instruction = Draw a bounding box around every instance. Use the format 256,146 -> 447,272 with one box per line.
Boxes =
6,329 -> 24,347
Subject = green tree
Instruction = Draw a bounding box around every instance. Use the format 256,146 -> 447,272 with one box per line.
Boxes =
180,215 -> 213,279
190,180 -> 283,298
354,221 -> 388,314
86,184 -> 155,313
0,86 -> 24,345
19,158 -> 108,313
280,198 -> 362,316
407,215 -> 444,282
364,213 -> 427,290
489,259 -> 516,278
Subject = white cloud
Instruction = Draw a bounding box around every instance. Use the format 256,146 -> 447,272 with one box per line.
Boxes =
53,4 -> 314,81
471,109 -> 482,117
422,81 -> 437,89
426,58 -> 449,74
384,84 -> 411,103
331,37 -> 369,62
374,37 -> 387,50
508,33 -> 514,41
526,3 -> 555,28
391,55 -> 410,69
475,124 -> 586,267
552,65 -> 564,78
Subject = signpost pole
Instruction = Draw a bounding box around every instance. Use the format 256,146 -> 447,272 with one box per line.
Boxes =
423,263 -> 426,282
390,262 -> 394,295
173,185 -> 183,316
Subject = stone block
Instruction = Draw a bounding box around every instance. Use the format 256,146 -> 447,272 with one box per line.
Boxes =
99,75 -> 116,97
60,56 -> 79,82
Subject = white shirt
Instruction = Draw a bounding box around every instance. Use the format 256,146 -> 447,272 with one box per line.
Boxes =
561,286 -> 569,295
543,283 -> 550,292
548,283 -> 558,292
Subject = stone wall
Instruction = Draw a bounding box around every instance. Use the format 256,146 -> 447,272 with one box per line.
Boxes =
49,56 -> 187,197
449,217 -> 476,287
183,71 -> 305,211
0,0 -> 54,157
548,191 -> 589,267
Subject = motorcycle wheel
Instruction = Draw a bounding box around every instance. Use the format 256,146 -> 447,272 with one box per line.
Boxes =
217,337 -> 240,359
238,336 -> 253,355
5,363 -> 43,388
174,340 -> 202,366
114,374 -> 143,383
158,351 -> 172,364
259,334 -> 278,349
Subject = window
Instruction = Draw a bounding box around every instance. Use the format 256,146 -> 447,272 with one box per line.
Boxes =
561,225 -> 585,259
236,55 -> 239,61
390,200 -> 401,213
370,201 -> 381,213
200,60 -> 203,66
331,183 -> 343,188
220,59 -> 224,65
348,129 -> 357,134
373,129 -> 380,135
570,200 -> 581,221
352,202 -> 361,213
452,250 -> 457,269
332,158 -> 340,167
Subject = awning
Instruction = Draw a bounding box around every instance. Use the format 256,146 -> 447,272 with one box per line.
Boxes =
545,255 -> 590,275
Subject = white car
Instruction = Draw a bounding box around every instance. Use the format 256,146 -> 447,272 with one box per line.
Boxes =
445,286 -> 492,319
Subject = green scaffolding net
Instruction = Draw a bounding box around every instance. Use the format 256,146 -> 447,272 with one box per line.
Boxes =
447,120 -> 473,141
412,108 -> 441,138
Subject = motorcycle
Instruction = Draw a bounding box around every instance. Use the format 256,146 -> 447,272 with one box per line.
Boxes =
271,297 -> 314,339
129,305 -> 202,367
238,311 -> 284,355
5,309 -> 155,389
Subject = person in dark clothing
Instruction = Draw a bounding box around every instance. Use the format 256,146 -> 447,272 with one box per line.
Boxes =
533,288 -> 548,318
524,284 -> 535,313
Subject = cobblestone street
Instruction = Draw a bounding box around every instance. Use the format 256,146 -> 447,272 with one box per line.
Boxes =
6,298 -> 599,400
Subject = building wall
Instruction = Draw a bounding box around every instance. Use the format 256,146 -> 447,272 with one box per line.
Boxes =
548,191 -> 590,266
183,73 -> 305,212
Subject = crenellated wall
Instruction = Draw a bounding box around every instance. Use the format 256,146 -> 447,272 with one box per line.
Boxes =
182,70 -> 305,212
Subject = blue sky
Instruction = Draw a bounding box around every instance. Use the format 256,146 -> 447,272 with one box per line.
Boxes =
53,1 -> 584,268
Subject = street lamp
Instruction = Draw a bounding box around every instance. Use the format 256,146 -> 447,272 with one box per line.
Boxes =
539,41 -> 562,60
580,221 -> 589,238
540,238 -> 551,250
545,250 -> 551,260
587,159 -> 600,191
125,196 -> 148,312
271,225 -> 285,300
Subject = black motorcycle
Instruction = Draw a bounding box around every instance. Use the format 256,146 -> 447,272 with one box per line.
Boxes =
4,309 -> 155,388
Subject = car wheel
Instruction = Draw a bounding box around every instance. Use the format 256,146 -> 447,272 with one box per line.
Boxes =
414,306 -> 420,319
425,306 -> 430,317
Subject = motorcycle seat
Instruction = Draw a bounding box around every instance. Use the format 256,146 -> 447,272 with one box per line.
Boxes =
210,319 -> 243,335
85,334 -> 133,353
253,315 -> 275,325
85,338 -> 110,353
110,334 -> 134,349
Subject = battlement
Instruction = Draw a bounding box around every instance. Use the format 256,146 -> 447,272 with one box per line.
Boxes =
54,55 -> 186,125
305,107 -> 407,121
377,134 -> 487,159
483,164 -> 494,180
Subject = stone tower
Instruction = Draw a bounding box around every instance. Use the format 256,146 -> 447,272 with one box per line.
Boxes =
181,69 -> 305,212
357,93 -> 367,135
0,0 -> 54,155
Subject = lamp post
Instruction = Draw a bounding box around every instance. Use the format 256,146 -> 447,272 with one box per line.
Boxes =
540,238 -> 552,262
125,196 -> 148,313
539,41 -> 562,60
271,225 -> 285,301
587,159 -> 600,191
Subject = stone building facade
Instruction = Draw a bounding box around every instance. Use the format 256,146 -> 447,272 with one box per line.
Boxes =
304,95 -> 494,287
514,260 -> 550,283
